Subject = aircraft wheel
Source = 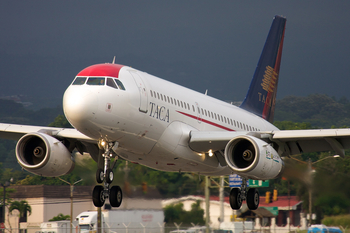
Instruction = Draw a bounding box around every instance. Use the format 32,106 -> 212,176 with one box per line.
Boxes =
96,168 -> 104,183
92,185 -> 105,207
106,168 -> 114,183
109,186 -> 123,207
247,188 -> 259,210
229,188 -> 242,210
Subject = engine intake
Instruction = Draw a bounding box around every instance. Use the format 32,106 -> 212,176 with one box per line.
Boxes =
224,135 -> 283,180
16,132 -> 75,177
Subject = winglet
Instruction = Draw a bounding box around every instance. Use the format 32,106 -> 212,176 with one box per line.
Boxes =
240,15 -> 286,123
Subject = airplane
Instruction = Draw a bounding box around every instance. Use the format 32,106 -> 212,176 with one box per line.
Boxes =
1,15 -> 350,210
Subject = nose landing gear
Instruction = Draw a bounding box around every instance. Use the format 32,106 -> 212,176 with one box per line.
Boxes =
229,177 -> 259,210
92,141 -> 123,208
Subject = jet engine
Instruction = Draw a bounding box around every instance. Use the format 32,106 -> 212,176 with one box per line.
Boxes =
224,135 -> 284,180
16,132 -> 75,177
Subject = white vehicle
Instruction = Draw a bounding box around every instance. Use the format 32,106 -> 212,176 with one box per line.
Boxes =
76,210 -> 164,233
1,15 -> 349,211
219,222 -> 254,233
40,221 -> 73,233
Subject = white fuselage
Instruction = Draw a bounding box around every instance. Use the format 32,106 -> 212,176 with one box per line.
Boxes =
63,65 -> 278,175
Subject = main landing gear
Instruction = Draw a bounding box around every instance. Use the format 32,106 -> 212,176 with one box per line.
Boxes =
229,177 -> 259,210
92,141 -> 123,208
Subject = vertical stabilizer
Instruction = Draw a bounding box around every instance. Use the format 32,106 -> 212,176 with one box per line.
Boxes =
240,15 -> 286,123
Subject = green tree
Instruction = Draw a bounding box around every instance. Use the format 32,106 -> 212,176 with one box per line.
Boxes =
164,200 -> 205,226
49,213 -> 70,221
48,115 -> 72,128
9,200 -> 32,231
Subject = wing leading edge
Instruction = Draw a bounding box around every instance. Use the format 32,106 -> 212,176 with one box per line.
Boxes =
0,123 -> 96,143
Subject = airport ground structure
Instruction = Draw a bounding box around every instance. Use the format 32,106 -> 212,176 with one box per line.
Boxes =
2,185 -> 306,233
4,185 -> 163,233
162,195 -> 307,232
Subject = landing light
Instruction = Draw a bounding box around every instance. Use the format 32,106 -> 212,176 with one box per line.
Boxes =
208,149 -> 213,157
99,139 -> 106,148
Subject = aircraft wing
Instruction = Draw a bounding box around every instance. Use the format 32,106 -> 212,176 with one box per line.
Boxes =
0,123 -> 96,143
189,128 -> 350,157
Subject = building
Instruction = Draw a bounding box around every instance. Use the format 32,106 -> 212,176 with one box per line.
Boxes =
239,195 -> 307,232
5,185 -> 163,233
162,195 -> 306,232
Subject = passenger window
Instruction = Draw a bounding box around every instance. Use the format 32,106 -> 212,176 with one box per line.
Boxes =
114,79 -> 126,90
87,77 -> 105,85
107,78 -> 118,89
150,90 -> 153,97
72,77 -> 86,85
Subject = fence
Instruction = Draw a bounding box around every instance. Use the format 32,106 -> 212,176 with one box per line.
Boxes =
1,224 -> 349,233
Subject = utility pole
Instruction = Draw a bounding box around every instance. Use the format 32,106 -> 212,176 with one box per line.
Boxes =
0,178 -> 12,232
308,158 -> 312,226
205,176 -> 210,233
289,154 -> 340,226
97,207 -> 101,233
219,176 -> 224,224
58,178 -> 83,233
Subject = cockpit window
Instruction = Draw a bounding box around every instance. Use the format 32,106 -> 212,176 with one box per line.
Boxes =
87,77 -> 105,85
72,77 -> 86,85
107,78 -> 118,89
114,79 -> 126,90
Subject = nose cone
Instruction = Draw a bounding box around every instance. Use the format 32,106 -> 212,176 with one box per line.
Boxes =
63,87 -> 98,128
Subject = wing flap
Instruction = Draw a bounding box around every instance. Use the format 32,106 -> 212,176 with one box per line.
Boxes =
272,128 -> 350,139
272,128 -> 350,157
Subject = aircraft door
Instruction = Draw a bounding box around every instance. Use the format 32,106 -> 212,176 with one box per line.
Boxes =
130,71 -> 148,113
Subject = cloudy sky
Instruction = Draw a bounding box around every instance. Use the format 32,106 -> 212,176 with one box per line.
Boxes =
1,1 -> 350,106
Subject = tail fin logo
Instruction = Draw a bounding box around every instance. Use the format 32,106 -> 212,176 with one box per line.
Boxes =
261,66 -> 278,93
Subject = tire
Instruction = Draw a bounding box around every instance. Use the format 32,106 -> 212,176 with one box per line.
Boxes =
92,185 -> 105,207
247,188 -> 259,210
109,186 -> 123,207
106,168 -> 114,183
96,168 -> 104,183
229,188 -> 242,209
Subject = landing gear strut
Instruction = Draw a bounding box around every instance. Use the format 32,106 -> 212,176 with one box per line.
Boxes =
92,141 -> 123,208
229,177 -> 259,210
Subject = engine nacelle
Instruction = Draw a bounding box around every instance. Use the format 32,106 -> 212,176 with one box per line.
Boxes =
16,132 -> 75,177
224,135 -> 284,180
